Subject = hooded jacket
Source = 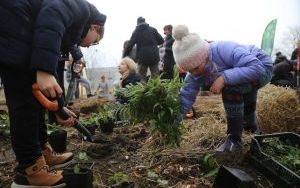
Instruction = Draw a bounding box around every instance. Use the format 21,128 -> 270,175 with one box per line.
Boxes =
124,23 -> 164,65
0,0 -> 106,75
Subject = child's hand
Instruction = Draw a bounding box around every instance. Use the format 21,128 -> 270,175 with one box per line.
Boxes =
210,76 -> 225,94
55,107 -> 77,126
36,71 -> 62,98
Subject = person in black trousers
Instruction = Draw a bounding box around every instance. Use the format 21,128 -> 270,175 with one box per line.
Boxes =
123,17 -> 164,82
0,0 -> 106,187
161,25 -> 176,79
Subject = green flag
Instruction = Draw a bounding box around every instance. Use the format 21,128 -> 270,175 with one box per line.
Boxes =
261,19 -> 277,56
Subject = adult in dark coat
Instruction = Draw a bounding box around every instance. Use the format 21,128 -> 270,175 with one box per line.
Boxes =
123,17 -> 164,82
0,0 -> 106,187
271,59 -> 295,87
274,51 -> 287,65
161,25 -> 176,79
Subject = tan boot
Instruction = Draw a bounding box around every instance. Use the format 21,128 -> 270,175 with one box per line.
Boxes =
43,143 -> 73,170
11,156 -> 65,188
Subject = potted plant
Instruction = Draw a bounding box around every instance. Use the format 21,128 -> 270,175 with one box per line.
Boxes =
108,172 -> 135,188
47,123 -> 67,153
63,151 -> 94,188
97,106 -> 115,134
80,113 -> 99,135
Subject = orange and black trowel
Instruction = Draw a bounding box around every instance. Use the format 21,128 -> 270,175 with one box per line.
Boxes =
32,83 -> 95,142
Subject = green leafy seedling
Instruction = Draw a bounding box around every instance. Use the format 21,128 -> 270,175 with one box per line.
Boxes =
108,172 -> 129,186
46,123 -> 60,135
147,170 -> 168,187
74,151 -> 89,174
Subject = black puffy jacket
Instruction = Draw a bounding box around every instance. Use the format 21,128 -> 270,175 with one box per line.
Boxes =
0,0 -> 106,75
124,23 -> 164,65
116,73 -> 141,104
121,73 -> 141,88
163,34 -> 175,68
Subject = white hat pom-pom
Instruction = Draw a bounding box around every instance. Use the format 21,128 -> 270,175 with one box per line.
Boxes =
173,25 -> 189,40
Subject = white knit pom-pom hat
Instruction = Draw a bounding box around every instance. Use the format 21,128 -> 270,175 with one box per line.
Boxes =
172,25 -> 209,71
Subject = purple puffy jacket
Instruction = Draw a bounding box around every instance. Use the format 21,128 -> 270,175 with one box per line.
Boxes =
180,41 -> 273,114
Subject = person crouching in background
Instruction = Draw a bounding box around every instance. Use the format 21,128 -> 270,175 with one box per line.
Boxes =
116,57 -> 141,103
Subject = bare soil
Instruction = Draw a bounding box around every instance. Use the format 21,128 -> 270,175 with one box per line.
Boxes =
0,95 -> 278,188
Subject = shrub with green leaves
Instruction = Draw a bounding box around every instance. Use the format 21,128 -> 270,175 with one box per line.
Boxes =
118,73 -> 184,146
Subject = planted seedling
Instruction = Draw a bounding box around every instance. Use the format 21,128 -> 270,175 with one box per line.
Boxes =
63,150 -> 94,188
147,170 -> 168,187
79,113 -> 100,135
202,153 -> 219,178
95,104 -> 116,133
108,172 -> 129,186
118,71 -> 185,146
74,151 -> 89,174
46,122 -> 66,135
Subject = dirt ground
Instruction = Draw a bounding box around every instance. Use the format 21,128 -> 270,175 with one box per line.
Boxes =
0,95 -> 279,188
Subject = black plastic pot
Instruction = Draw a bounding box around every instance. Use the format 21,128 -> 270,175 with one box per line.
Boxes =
63,167 -> 93,188
99,119 -> 114,134
85,124 -> 97,135
48,129 -> 67,153
213,166 -> 255,188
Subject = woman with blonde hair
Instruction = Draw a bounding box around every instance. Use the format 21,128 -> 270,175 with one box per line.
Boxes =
116,57 -> 141,103
119,57 -> 141,88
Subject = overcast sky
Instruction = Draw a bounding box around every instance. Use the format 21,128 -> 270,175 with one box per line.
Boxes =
83,0 -> 300,68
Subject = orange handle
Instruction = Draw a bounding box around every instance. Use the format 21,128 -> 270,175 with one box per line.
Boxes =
32,83 -> 59,111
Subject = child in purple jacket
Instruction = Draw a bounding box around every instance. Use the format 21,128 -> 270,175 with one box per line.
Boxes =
173,25 -> 273,152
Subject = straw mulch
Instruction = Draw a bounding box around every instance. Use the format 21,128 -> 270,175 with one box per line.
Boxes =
69,96 -> 109,114
257,84 -> 300,134
129,94 -> 257,187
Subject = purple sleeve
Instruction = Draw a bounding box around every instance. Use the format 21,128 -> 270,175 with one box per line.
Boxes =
180,73 -> 205,114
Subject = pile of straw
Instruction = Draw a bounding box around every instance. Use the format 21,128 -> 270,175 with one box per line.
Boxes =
142,94 -> 253,151
257,84 -> 300,134
181,116 -> 227,151
70,96 -> 108,114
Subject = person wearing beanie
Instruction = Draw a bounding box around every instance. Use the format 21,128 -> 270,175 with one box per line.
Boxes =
173,25 -> 273,153
123,16 -> 164,82
0,0 -> 106,187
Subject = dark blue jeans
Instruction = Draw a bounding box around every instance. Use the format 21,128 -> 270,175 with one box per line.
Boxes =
0,67 -> 47,168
